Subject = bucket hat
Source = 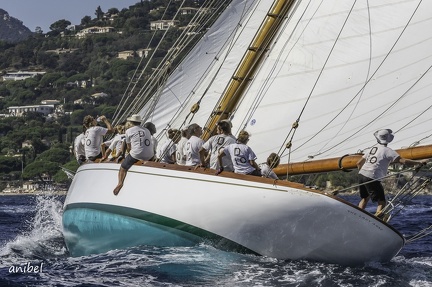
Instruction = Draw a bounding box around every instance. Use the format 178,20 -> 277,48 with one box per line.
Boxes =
374,129 -> 394,144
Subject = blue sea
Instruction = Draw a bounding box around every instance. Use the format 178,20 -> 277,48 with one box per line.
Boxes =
0,194 -> 431,287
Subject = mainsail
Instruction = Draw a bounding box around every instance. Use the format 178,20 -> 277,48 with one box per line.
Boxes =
142,0 -> 432,167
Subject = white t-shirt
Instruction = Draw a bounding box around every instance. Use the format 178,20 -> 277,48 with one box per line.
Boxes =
185,135 -> 204,166
84,126 -> 108,158
151,136 -> 158,155
159,140 -> 177,164
125,126 -> 154,161
108,134 -> 126,157
259,163 -> 278,179
202,134 -> 236,170
223,143 -> 257,174
359,145 -> 400,180
176,137 -> 188,165
74,133 -> 85,160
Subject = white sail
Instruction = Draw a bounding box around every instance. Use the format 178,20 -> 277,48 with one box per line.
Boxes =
145,0 -> 432,163
231,0 -> 432,163
142,0 -> 273,137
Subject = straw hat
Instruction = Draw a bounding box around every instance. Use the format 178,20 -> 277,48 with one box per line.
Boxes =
374,129 -> 394,144
127,114 -> 142,123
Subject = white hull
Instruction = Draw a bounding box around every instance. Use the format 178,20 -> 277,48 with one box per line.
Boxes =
63,162 -> 404,265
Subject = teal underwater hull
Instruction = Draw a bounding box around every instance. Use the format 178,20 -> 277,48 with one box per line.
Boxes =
62,204 -> 255,257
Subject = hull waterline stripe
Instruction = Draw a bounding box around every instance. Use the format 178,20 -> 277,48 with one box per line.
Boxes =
64,202 -> 260,255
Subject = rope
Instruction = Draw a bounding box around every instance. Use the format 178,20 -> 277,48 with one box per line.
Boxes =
285,0 -> 426,161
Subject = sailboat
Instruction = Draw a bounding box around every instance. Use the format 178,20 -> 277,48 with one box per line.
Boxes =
62,0 -> 432,265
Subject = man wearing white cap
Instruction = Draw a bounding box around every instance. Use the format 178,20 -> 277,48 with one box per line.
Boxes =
113,114 -> 154,195
357,129 -> 428,217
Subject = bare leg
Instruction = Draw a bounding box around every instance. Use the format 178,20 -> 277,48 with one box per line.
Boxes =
113,167 -> 127,195
358,196 -> 370,209
375,200 -> 386,216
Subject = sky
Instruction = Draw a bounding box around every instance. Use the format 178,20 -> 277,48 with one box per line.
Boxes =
0,0 -> 139,33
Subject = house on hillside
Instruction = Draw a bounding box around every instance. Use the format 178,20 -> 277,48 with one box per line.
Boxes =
8,105 -> 54,117
180,7 -> 199,15
76,26 -> 115,38
2,71 -> 46,81
117,50 -> 135,59
45,48 -> 79,54
150,20 -> 180,31
137,48 -> 152,58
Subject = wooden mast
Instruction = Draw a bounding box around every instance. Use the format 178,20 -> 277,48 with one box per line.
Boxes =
273,144 -> 432,176
201,0 -> 297,140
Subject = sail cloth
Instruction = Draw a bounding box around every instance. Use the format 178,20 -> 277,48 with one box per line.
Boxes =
141,0 -> 432,164
140,0 -> 269,137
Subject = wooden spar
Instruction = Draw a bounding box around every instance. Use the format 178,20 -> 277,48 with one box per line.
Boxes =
273,144 -> 432,176
201,0 -> 297,140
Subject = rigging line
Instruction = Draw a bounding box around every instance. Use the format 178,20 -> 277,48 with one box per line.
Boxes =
122,0 -> 189,113
406,224 -> 432,243
410,132 -> 432,147
394,102 -> 432,136
143,0 -> 244,141
290,0 -> 426,158
205,0 -> 299,134
113,0 -> 180,123
295,0 -> 358,123
115,0 -> 204,124
308,63 -> 432,158
234,0 -> 307,133
386,178 -> 430,220
158,0 -> 255,133
194,0 -> 256,110
138,0 -> 233,121
314,0 -> 374,156
274,0 -> 357,161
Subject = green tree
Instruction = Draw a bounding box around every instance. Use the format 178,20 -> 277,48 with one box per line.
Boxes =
40,72 -> 63,87
49,19 -> 72,31
95,6 -> 104,20
0,156 -> 21,173
81,16 -> 92,26
22,160 -> 59,181
36,147 -> 71,164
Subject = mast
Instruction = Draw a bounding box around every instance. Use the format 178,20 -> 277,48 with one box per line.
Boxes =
274,144 -> 432,176
201,0 -> 297,140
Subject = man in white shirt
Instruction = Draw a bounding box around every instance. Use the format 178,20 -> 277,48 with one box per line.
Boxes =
144,122 -> 157,158
73,126 -> 86,165
175,128 -> 189,165
199,120 -> 235,171
217,130 -> 261,176
185,123 -> 204,166
114,114 -> 154,195
83,115 -> 113,161
357,129 -> 428,217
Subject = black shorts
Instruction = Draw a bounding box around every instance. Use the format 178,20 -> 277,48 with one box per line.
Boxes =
247,169 -> 262,177
87,152 -> 102,162
121,154 -> 139,170
358,174 -> 385,202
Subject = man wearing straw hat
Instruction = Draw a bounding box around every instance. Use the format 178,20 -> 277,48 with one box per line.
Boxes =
113,114 -> 154,195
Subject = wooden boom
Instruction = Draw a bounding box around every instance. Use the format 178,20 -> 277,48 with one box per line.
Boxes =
273,144 -> 432,176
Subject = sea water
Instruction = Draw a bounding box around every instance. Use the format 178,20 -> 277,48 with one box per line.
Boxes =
0,194 -> 431,286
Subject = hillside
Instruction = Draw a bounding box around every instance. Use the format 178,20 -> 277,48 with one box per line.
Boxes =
0,0 -> 228,189
0,9 -> 33,43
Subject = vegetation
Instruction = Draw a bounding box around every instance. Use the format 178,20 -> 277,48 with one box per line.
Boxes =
0,0 -> 213,191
